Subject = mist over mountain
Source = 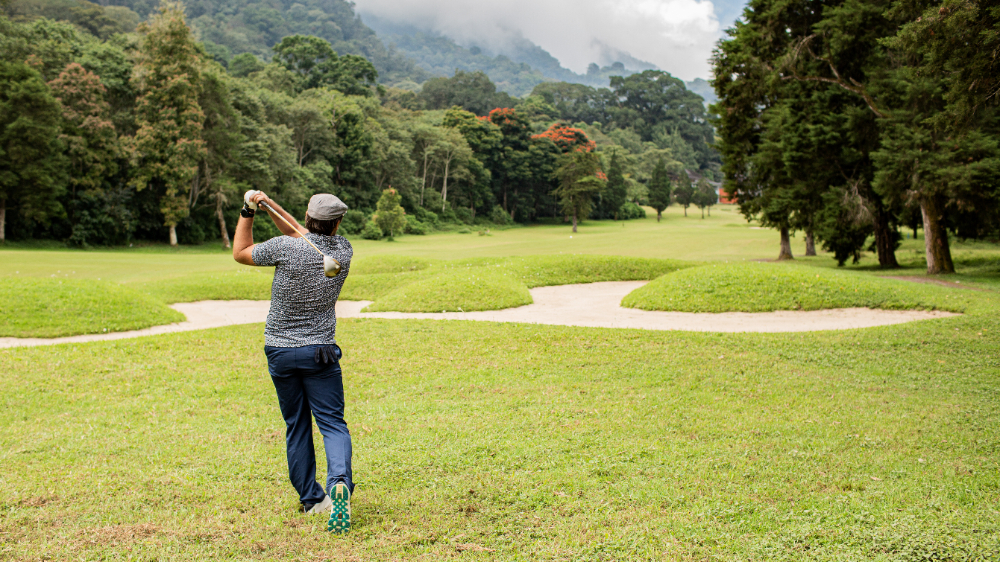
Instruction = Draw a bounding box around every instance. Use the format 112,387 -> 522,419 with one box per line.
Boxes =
363,13 -> 663,96
352,0 -> 734,81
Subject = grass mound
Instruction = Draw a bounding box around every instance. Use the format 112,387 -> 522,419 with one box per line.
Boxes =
352,255 -> 689,312
363,268 -> 532,312
135,269 -> 274,303
0,277 -> 184,338
622,262 -> 969,313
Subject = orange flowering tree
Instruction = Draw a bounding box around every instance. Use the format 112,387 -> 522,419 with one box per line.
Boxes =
532,123 -> 595,153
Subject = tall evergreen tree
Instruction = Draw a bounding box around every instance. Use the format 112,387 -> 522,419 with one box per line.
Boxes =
600,150 -> 627,220
673,170 -> 694,217
647,157 -> 672,222
552,151 -> 604,233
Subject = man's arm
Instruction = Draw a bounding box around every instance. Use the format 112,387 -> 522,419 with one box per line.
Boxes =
233,202 -> 257,266
253,192 -> 308,237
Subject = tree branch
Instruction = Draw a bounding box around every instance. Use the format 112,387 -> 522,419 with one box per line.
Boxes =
784,34 -> 887,119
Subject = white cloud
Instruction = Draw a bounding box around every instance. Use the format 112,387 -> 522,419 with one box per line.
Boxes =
353,0 -> 723,80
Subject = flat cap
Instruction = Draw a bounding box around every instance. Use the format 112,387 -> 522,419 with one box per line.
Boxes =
307,193 -> 348,220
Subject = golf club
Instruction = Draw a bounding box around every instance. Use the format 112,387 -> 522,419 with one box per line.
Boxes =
257,200 -> 342,277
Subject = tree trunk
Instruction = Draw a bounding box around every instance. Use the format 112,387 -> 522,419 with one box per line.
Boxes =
216,201 -> 230,249
805,230 -> 816,256
920,196 -> 955,274
169,224 -> 178,246
656,210 -> 661,222
441,158 -> 450,212
0,198 -> 5,242
701,207 -> 705,219
683,205 -> 687,217
572,211 -> 578,233
420,152 -> 429,206
778,227 -> 793,260
708,206 -> 711,217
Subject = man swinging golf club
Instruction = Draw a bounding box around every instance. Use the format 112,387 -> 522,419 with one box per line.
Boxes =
232,190 -> 355,533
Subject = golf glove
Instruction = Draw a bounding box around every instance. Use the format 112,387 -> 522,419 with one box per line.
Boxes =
314,345 -> 341,365
244,190 -> 261,210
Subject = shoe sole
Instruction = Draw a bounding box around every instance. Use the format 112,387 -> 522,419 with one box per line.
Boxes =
328,484 -> 350,533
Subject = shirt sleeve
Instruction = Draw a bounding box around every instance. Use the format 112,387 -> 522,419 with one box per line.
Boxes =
251,236 -> 286,267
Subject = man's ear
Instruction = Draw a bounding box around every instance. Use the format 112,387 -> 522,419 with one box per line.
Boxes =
332,217 -> 343,236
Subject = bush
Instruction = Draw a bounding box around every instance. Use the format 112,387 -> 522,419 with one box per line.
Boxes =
404,215 -> 428,235
360,220 -> 383,240
454,207 -> 473,225
490,205 -> 513,225
619,202 -> 647,220
415,207 -> 439,227
339,210 -> 367,235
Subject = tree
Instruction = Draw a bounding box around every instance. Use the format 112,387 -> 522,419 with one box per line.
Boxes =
600,150 -> 627,220
271,35 -> 379,96
673,171 -> 694,217
410,123 -> 443,206
0,60 -> 66,242
647,157 -> 672,222
552,151 -> 604,233
694,178 -> 717,218
129,0 -> 205,246
434,127 -> 473,212
48,62 -> 119,196
374,187 -> 406,239
419,70 -> 515,115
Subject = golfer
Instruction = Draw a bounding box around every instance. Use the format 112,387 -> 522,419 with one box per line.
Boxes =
232,190 -> 355,533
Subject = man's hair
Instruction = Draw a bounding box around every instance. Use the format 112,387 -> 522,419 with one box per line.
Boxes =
304,213 -> 341,236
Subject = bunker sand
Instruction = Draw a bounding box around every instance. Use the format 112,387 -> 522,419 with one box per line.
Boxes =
0,282 -> 958,349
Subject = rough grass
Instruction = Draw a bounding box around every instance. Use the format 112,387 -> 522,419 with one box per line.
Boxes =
0,278 -> 183,338
1,302 -> 998,559
622,262 -> 973,313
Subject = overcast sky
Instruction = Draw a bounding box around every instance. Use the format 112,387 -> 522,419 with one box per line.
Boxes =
353,0 -> 748,81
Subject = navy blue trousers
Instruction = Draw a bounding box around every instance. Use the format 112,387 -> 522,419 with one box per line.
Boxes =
265,345 -> 353,506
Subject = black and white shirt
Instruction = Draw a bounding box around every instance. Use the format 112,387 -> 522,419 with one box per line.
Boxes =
252,234 -> 353,347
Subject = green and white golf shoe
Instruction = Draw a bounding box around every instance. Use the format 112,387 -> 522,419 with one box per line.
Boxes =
327,482 -> 351,533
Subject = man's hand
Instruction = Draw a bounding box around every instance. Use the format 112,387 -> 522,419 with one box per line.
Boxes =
244,190 -> 262,210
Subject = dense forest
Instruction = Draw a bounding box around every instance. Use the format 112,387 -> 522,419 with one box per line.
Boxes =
0,0 -> 718,247
713,0 -> 1000,274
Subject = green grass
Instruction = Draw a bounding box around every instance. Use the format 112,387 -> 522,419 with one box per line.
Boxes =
1,305 -> 998,559
364,267 -> 533,312
622,262 -> 976,313
0,277 -> 183,338
352,255 -> 690,312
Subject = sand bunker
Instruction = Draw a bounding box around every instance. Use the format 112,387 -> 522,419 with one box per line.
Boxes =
0,281 -> 958,349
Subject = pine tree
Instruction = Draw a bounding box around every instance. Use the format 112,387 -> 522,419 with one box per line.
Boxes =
673,170 -> 694,218
647,157 -> 671,222
129,0 -> 205,246
552,151 -> 604,233
601,150 -> 627,220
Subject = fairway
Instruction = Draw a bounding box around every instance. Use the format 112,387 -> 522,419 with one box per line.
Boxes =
2,211 -> 1000,559
2,314 -> 999,560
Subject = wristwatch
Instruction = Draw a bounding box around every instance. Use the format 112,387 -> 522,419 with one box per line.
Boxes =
241,204 -> 255,218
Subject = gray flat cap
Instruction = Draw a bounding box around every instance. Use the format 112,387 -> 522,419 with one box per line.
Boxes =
307,193 -> 348,220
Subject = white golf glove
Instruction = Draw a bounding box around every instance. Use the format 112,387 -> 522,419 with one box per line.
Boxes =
244,190 -> 261,210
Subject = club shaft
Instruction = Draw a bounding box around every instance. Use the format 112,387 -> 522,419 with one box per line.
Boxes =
258,201 -> 325,257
